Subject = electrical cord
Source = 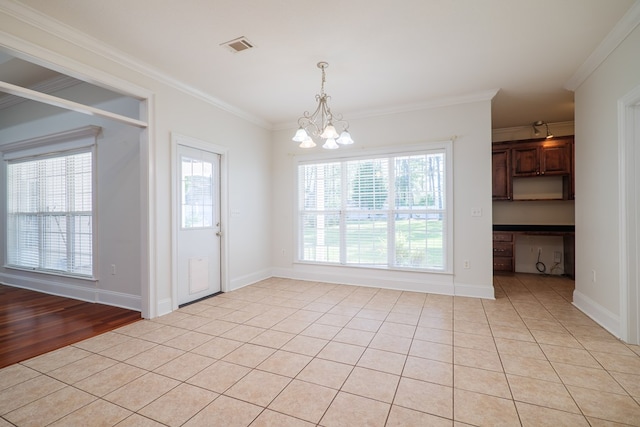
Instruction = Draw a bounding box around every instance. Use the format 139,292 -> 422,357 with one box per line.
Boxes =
536,248 -> 546,274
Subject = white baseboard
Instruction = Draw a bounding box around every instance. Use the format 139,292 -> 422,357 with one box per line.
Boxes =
272,266 -> 459,295
0,271 -> 97,302
0,271 -> 141,312
157,298 -> 173,317
573,289 -> 621,338
229,268 -> 273,292
96,289 -> 141,311
454,281 -> 495,299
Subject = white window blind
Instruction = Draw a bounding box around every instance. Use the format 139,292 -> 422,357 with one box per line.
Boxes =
6,150 -> 94,277
298,145 -> 450,271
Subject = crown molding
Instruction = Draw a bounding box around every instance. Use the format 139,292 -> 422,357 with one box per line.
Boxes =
565,1 -> 640,91
0,1 -> 271,129
272,89 -> 500,131
0,74 -> 81,110
492,121 -> 574,142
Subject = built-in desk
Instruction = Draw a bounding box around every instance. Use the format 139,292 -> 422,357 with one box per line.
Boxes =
493,224 -> 575,278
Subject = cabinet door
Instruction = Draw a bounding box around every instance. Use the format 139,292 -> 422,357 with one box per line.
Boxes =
492,149 -> 511,200
512,146 -> 539,176
541,144 -> 570,175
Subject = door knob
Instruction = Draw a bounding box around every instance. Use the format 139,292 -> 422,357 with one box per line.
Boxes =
216,231 -> 223,237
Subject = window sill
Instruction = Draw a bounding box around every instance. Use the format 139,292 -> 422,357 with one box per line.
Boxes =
3,265 -> 97,282
294,260 -> 452,275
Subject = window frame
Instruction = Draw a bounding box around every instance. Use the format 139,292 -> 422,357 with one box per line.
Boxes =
3,126 -> 99,280
294,140 -> 453,274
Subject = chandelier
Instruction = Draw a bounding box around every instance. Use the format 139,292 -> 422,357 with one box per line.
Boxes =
292,62 -> 354,149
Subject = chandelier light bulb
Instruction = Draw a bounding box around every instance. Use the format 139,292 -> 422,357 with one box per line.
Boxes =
337,130 -> 354,145
320,124 -> 339,139
292,128 -> 309,142
323,138 -> 339,150
299,138 -> 316,148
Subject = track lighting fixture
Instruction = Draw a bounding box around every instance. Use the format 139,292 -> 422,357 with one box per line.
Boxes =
532,120 -> 554,139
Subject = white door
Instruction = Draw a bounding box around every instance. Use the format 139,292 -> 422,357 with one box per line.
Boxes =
176,144 -> 221,305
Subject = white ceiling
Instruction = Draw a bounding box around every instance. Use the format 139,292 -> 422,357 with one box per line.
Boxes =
7,0 -> 638,129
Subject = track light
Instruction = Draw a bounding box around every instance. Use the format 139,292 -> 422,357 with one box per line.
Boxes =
532,121 -> 554,139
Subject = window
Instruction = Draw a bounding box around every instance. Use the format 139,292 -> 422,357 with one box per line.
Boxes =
6,148 -> 94,277
181,155 -> 214,229
298,143 -> 451,271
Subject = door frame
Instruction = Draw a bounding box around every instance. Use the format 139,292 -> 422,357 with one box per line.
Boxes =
0,39 -> 155,319
171,132 -> 229,310
618,84 -> 640,345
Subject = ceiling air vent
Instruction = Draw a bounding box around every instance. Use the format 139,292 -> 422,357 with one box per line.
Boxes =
221,37 -> 254,53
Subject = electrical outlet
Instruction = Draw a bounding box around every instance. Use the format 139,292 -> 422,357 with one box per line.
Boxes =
111,264 -> 116,275
463,260 -> 470,269
554,251 -> 562,263
592,269 -> 596,282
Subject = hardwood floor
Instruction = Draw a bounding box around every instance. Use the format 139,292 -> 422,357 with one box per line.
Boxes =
0,284 -> 141,369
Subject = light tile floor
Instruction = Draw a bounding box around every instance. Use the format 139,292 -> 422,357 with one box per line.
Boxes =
2,274 -> 640,426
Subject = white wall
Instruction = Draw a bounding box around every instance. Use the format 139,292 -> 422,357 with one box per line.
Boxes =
573,23 -> 640,336
271,99 -> 495,299
1,8 -> 273,317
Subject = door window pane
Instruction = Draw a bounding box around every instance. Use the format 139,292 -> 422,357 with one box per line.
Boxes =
181,156 -> 214,228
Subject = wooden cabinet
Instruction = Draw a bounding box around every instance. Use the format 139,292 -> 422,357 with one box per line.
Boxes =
492,136 -> 574,200
512,140 -> 571,177
512,146 -> 539,176
541,143 -> 571,175
493,232 -> 514,272
492,149 -> 511,200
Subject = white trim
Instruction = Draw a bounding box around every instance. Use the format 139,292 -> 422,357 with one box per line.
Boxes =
0,271 -> 140,311
0,30 -> 152,101
2,125 -> 101,160
140,98 -> 154,319
0,272 -> 96,302
573,290 -> 621,338
157,298 -> 173,317
454,281 -> 495,299
0,2 -> 270,129
170,132 -> 229,310
273,89 -> 499,131
0,80 -> 148,128
272,265 -> 458,296
0,75 -> 81,110
0,28 -> 155,319
293,138 -> 457,162
618,84 -> 640,344
565,2 -> 640,91
492,121 -> 575,143
95,289 -> 141,311
229,269 -> 273,292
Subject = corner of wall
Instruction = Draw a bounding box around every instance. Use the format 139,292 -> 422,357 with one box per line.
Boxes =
572,289 -> 621,338
454,281 -> 495,299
